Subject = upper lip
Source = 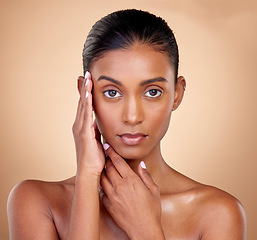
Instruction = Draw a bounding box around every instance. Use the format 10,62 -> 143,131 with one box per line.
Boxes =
118,133 -> 147,137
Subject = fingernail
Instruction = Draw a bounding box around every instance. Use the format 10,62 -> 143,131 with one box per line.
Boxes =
85,78 -> 89,86
140,161 -> 146,169
85,91 -> 89,98
103,143 -> 110,150
85,71 -> 90,79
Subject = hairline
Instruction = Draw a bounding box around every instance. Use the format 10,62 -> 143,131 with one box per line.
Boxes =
87,42 -> 177,84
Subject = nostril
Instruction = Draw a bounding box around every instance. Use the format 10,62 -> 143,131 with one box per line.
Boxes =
123,118 -> 143,126
122,99 -> 144,125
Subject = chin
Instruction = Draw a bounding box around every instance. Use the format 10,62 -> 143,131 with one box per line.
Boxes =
112,144 -> 152,161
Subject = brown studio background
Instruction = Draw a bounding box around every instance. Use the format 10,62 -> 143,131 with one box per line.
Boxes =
1,0 -> 256,239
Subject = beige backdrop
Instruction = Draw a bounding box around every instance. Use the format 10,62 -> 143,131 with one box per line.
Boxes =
1,0 -> 256,239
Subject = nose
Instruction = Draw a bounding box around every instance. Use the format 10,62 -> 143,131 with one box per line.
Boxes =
122,96 -> 144,126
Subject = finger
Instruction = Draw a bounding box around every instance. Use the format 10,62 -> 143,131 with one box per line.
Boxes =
138,161 -> 159,193
77,75 -> 84,89
101,193 -> 112,214
105,158 -> 122,185
73,73 -> 89,126
103,143 -> 132,178
84,78 -> 93,121
73,75 -> 87,131
81,73 -> 94,134
93,120 -> 101,143
100,169 -> 114,196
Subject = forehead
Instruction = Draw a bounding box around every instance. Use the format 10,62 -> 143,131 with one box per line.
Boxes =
90,44 -> 175,84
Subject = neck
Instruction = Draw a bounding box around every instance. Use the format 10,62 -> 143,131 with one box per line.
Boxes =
125,143 -> 169,188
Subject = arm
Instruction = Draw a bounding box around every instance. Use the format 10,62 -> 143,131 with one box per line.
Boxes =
8,73 -> 105,240
66,72 -> 105,239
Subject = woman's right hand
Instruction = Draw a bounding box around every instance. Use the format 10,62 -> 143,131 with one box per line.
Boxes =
72,71 -> 105,176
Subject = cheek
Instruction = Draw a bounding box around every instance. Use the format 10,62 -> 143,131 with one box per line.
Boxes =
147,100 -> 172,138
93,91 -> 173,144
93,98 -> 117,140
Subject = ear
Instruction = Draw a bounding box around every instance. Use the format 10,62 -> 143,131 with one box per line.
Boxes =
172,76 -> 186,111
77,76 -> 85,96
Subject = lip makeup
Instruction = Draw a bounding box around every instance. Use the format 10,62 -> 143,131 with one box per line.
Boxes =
118,133 -> 147,145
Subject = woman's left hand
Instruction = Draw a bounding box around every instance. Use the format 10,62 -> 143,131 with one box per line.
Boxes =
100,144 -> 165,240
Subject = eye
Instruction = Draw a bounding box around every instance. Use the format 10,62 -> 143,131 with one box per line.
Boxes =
144,89 -> 163,98
103,89 -> 122,98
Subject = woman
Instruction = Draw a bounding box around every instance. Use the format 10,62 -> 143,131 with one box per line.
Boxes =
8,9 -> 246,239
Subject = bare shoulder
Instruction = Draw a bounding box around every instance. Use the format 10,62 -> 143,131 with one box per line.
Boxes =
162,169 -> 246,239
195,184 -> 247,239
8,177 -> 75,239
8,177 -> 75,209
175,176 -> 247,240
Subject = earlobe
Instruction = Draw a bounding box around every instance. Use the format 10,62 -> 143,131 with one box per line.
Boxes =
172,76 -> 186,111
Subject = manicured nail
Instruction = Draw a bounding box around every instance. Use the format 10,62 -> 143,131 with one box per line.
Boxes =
85,78 -> 89,86
84,71 -> 90,79
140,161 -> 146,169
85,91 -> 89,98
103,143 -> 110,150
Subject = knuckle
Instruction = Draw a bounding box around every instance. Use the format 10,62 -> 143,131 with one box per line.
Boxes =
114,184 -> 123,194
72,124 -> 77,134
72,129 -> 79,138
80,129 -> 87,138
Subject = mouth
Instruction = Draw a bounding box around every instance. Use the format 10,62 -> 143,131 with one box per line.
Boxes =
118,133 -> 148,146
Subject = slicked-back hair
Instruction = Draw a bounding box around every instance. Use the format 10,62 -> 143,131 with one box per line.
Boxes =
83,9 -> 179,83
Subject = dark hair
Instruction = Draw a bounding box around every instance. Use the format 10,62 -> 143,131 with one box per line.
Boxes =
83,9 -> 179,83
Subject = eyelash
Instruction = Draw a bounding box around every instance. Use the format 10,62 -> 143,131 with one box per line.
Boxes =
144,89 -> 163,98
103,89 -> 122,98
103,89 -> 163,99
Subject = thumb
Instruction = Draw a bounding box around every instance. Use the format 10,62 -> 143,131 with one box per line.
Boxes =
138,161 -> 158,192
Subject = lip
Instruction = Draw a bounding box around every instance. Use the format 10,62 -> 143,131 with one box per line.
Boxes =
118,133 -> 148,145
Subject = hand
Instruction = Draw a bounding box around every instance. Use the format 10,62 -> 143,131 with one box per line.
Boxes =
72,72 -> 105,176
100,144 -> 165,239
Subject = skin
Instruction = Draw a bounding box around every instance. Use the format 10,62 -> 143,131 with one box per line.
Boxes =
7,44 -> 246,240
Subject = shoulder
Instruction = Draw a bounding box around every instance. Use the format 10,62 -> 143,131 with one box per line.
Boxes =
8,179 -> 50,214
8,177 -> 75,208
163,169 -> 246,239
194,185 -> 247,239
166,169 -> 246,230
7,178 -> 75,239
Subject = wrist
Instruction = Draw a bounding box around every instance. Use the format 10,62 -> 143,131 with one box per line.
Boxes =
76,168 -> 101,184
77,165 -> 102,178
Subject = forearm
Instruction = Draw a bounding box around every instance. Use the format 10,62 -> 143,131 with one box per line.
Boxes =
66,170 -> 100,240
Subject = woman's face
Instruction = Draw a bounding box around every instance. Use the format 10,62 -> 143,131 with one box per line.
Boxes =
90,44 -> 183,160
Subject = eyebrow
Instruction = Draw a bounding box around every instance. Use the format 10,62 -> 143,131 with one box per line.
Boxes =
97,75 -> 168,86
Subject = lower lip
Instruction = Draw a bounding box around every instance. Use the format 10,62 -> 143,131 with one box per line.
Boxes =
119,135 -> 147,145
